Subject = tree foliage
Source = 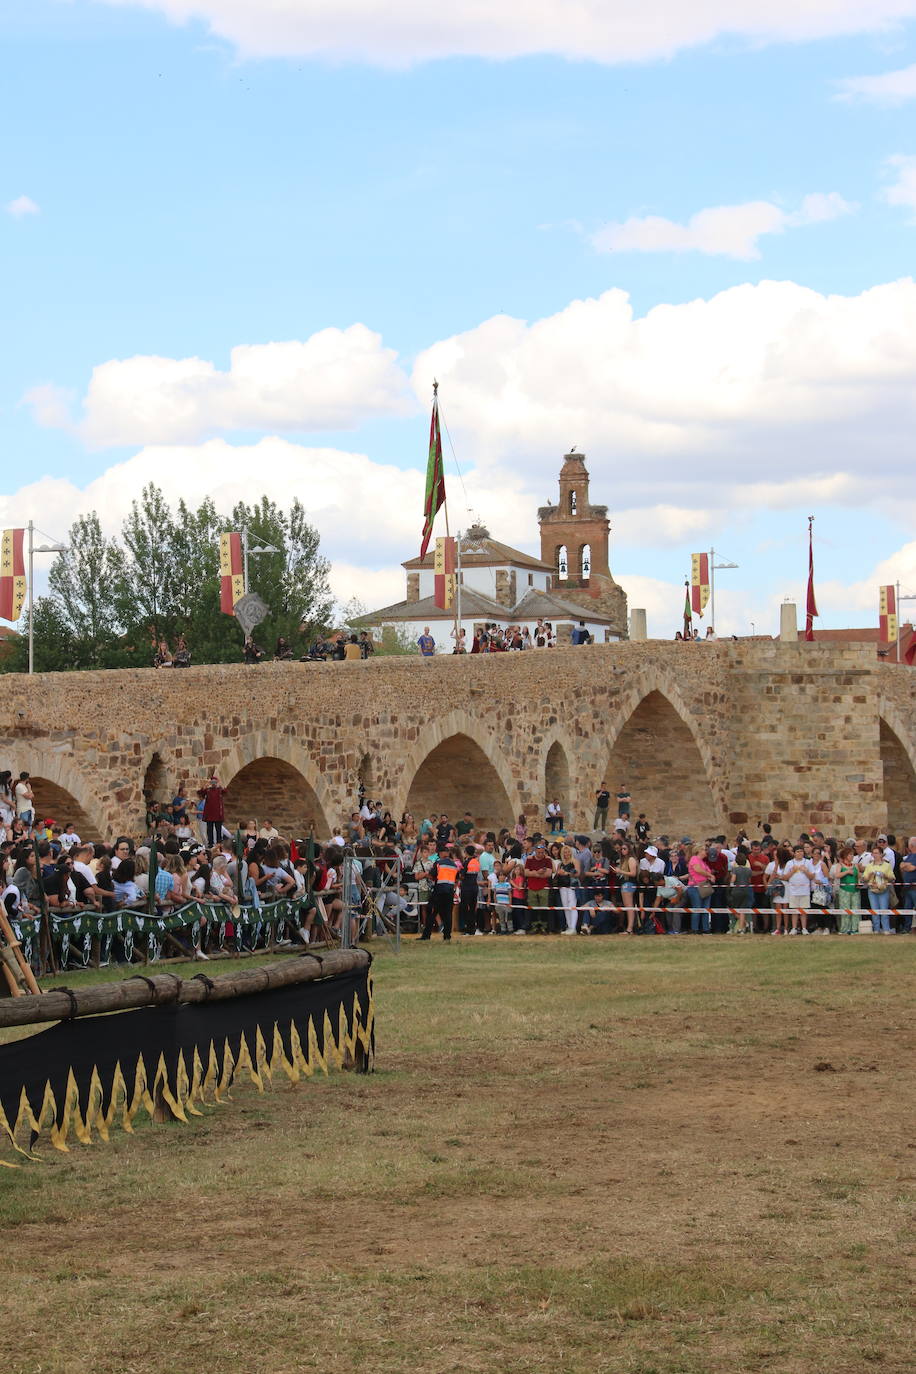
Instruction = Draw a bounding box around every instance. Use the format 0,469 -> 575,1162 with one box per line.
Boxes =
2,488 -> 333,673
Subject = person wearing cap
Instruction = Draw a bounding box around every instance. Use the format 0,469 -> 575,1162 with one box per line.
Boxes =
638,844 -> 665,925
524,841 -> 554,933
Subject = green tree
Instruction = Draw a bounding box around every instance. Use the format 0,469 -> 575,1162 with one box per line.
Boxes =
47,512 -> 126,667
117,484 -> 175,646
231,497 -> 333,655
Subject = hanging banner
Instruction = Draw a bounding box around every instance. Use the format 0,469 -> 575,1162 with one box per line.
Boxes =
879,585 -> 897,645
690,552 -> 710,617
0,528 -> 26,623
219,532 -> 245,614
434,536 -> 456,610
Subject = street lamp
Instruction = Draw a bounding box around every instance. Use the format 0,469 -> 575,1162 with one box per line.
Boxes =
241,528 -> 280,593
709,546 -> 738,635
896,582 -> 916,663
27,520 -> 67,675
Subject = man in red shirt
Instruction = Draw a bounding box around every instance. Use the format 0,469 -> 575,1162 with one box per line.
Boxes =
525,841 -> 554,935
747,840 -> 769,932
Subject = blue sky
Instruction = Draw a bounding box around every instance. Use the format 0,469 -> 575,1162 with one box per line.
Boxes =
3,0 -> 916,633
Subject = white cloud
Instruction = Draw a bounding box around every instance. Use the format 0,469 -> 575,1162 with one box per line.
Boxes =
837,61 -> 916,103
413,278 -> 916,508
884,155 -> 916,219
591,192 -> 855,260
6,195 -> 39,218
26,326 -> 414,446
91,0 -> 916,64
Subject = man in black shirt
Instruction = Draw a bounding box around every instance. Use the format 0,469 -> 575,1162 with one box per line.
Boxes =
594,785 -> 611,831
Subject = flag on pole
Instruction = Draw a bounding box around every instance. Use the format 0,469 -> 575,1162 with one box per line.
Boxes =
683,581 -> 693,638
219,532 -> 244,614
434,537 -> 456,609
805,516 -> 818,642
420,384 -> 446,560
0,529 -> 26,623
879,585 -> 897,645
690,553 -> 710,617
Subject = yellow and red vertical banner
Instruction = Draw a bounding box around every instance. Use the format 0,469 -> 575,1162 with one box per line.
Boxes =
879,585 -> 897,645
690,552 -> 710,617
434,536 -> 456,610
0,528 -> 26,622
219,532 -> 244,614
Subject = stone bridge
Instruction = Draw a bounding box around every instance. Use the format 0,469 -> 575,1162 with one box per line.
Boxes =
2,641 -> 915,843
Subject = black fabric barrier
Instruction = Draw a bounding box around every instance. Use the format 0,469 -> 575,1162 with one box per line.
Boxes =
0,964 -> 374,1164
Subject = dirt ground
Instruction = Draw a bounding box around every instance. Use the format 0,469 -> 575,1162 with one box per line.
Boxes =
1,936 -> 915,1373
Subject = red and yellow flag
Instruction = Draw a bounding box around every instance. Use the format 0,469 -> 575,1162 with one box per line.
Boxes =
434,537 -> 456,609
879,585 -> 897,645
219,532 -> 244,614
0,529 -> 26,622
690,552 -> 709,617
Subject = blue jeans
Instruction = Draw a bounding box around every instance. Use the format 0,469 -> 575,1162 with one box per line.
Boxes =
902,886 -> 916,932
870,888 -> 891,931
687,885 -> 709,933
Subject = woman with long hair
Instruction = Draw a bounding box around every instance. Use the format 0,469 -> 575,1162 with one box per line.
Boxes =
557,844 -> 579,934
764,844 -> 793,935
613,842 -> 639,934
686,843 -> 715,934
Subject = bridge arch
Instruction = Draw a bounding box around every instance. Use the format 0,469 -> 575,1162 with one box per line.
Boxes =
397,709 -> 522,833
1,745 -> 109,841
538,727 -> 577,830
218,731 -> 336,839
878,702 -> 916,838
602,672 -> 724,840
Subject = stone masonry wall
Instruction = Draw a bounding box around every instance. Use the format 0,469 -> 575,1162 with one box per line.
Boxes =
0,641 -> 912,841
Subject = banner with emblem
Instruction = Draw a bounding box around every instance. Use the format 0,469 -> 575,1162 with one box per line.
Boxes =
434,536 -> 456,609
219,531 -> 245,614
0,529 -> 26,623
690,552 -> 710,617
879,585 -> 897,645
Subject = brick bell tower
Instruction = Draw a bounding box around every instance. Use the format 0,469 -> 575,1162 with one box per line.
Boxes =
537,450 -> 628,636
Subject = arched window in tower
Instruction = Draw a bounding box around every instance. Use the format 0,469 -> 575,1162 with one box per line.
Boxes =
556,545 -> 568,581
580,544 -> 591,580
569,489 -> 578,515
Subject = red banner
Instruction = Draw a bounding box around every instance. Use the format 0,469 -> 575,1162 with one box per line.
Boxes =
219,532 -> 244,614
805,517 -> 818,642
0,528 -> 26,622
879,584 -> 897,646
690,552 -> 709,617
434,536 -> 456,609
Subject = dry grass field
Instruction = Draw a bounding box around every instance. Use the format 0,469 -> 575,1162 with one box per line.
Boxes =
1,935 -> 915,1374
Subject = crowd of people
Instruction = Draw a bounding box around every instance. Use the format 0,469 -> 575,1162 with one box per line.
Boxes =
2,762 -> 915,977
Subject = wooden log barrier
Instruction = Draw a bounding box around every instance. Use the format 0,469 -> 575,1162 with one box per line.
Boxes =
0,947 -> 370,1029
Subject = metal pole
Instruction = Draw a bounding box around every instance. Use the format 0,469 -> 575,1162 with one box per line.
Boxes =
456,530 -> 462,649
709,545 -> 716,634
242,527 -> 250,595
27,520 -> 34,675
896,580 -> 901,665
340,856 -> 353,949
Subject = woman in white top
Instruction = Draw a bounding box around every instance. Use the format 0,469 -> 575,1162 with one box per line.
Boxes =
783,844 -> 815,935
764,844 -> 792,935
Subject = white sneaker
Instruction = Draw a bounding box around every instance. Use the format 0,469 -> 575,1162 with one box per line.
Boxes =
513,928 -> 526,935
194,950 -> 210,960
801,928 -> 810,935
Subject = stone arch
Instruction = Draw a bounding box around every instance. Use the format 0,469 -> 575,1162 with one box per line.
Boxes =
2,746 -> 109,842
217,731 -> 336,838
544,739 -> 571,823
143,751 -> 169,813
878,705 -> 916,838
357,751 -> 375,797
397,709 -> 522,832
603,677 -> 723,841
